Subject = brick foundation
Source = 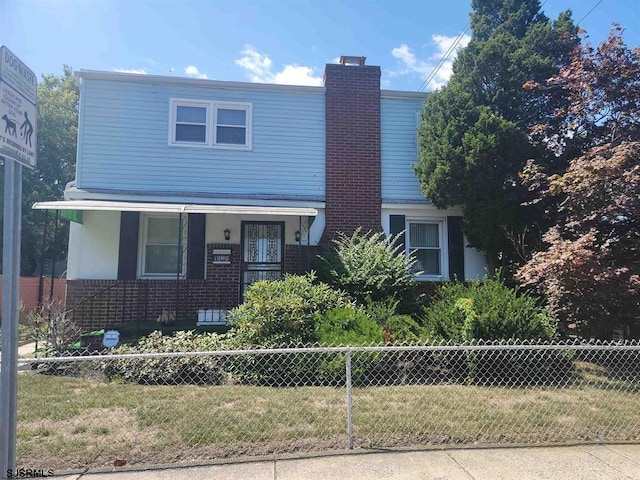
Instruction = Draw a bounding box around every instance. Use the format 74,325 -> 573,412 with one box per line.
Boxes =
67,243 -> 315,330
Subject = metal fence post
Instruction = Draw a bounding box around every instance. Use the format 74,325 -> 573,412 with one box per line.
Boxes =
345,347 -> 354,449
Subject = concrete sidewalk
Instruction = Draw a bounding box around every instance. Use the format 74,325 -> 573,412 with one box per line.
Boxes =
55,444 -> 640,480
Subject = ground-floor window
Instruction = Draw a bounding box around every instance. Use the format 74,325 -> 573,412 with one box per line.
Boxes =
139,214 -> 188,277
407,219 -> 446,279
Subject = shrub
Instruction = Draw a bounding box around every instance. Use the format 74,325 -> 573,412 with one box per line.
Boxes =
316,228 -> 418,309
28,302 -> 80,356
228,272 -> 351,346
421,275 -> 557,342
316,307 -> 383,346
384,315 -> 423,344
315,308 -> 383,386
420,276 -> 570,385
102,330 -> 227,385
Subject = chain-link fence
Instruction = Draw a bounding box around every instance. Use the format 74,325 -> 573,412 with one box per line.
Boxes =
16,341 -> 640,472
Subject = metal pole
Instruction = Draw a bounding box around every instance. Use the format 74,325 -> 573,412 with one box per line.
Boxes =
37,209 -> 49,306
1,159 -> 22,474
175,213 -> 183,321
345,347 -> 354,449
36,210 -> 49,353
49,210 -> 59,302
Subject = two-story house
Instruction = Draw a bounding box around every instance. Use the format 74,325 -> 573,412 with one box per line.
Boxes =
35,56 -> 487,331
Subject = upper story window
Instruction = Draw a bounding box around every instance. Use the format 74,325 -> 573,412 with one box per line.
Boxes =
407,218 -> 447,279
170,99 -> 252,150
175,104 -> 208,143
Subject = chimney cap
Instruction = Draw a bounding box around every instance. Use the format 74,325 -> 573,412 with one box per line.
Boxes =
339,56 -> 366,66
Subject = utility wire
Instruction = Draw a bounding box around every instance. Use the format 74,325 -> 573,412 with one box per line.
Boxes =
576,0 -> 604,25
419,23 -> 469,92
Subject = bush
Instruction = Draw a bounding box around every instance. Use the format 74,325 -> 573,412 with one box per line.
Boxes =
384,315 -> 423,344
102,330 -> 227,385
228,272 -> 351,346
28,302 -> 80,356
421,276 -> 557,342
316,228 -> 418,310
315,308 -> 383,386
420,276 -> 570,385
316,307 -> 383,346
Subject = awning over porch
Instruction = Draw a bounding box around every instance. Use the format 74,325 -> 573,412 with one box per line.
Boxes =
33,200 -> 319,221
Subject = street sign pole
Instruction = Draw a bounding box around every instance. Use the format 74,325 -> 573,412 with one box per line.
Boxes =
0,156 -> 22,475
0,43 -> 35,477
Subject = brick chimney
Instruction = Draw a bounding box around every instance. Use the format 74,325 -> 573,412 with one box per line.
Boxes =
323,56 -> 381,241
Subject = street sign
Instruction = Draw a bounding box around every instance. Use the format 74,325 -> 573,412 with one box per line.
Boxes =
0,46 -> 37,168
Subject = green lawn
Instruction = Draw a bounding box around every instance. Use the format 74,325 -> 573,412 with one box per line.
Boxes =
17,365 -> 640,471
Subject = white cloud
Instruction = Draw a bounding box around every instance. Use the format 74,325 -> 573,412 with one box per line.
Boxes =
235,45 -> 323,86
113,67 -> 147,74
391,33 -> 471,90
184,65 -> 208,79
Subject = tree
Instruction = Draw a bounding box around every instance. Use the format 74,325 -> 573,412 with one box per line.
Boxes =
415,0 -> 578,270
518,30 -> 640,339
518,143 -> 640,339
0,66 -> 78,275
525,25 -> 640,156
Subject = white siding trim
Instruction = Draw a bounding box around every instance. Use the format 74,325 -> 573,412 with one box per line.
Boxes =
77,70 -> 325,95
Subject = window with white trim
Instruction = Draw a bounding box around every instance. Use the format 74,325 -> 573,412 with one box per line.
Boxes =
174,103 -> 208,144
214,106 -> 249,146
139,214 -> 188,277
407,219 -> 446,278
169,99 -> 252,149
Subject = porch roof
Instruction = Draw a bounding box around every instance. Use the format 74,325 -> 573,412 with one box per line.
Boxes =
32,200 -> 318,217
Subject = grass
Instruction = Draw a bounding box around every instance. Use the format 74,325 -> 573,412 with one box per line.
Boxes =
16,363 -> 640,471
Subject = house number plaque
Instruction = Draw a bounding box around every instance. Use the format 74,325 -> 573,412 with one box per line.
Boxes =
212,248 -> 232,264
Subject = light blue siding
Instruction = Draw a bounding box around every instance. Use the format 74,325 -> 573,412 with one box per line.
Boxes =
381,96 -> 429,203
77,79 -> 325,200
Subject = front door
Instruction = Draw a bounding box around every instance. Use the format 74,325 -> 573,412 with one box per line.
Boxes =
240,221 -> 284,298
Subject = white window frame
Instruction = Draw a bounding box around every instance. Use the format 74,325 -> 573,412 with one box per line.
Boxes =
138,213 -> 188,279
213,101 -> 252,150
169,100 -> 209,146
168,98 -> 252,150
406,216 -> 448,281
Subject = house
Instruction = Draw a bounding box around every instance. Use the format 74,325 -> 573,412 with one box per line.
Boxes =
34,56 -> 487,331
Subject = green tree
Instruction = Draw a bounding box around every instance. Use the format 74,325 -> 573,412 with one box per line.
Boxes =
415,0 -> 578,270
1,66 -> 78,275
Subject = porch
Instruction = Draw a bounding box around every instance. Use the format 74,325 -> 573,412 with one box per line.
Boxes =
33,199 -> 320,333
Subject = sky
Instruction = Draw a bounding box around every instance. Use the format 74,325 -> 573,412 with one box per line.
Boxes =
1,0 -> 639,92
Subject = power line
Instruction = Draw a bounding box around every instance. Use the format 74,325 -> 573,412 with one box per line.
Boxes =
419,23 -> 469,92
576,0 -> 604,26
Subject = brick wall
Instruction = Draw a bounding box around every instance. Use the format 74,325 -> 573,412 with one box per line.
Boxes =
323,62 -> 382,241
206,243 -> 241,309
284,244 -> 315,276
66,242 -> 315,330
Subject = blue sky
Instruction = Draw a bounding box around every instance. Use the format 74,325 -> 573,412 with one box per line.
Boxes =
1,0 -> 638,91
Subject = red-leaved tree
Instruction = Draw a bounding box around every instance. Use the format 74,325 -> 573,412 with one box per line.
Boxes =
519,28 -> 640,339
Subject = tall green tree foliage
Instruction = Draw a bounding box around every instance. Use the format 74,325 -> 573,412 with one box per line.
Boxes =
415,0 -> 578,270
0,66 -> 78,275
